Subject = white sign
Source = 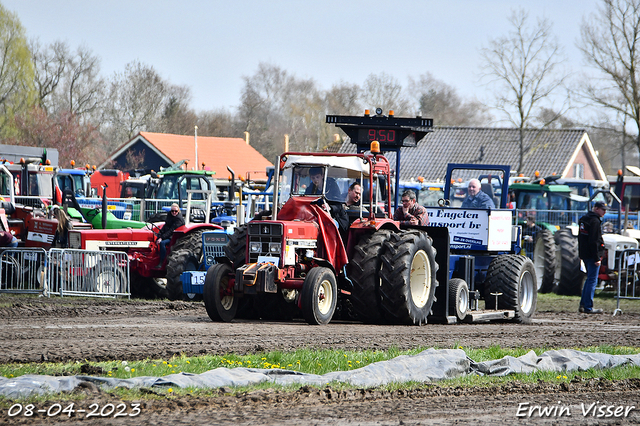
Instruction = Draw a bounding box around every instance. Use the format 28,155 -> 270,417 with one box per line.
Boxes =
426,208 -> 489,249
257,255 -> 280,267
426,208 -> 513,251
189,271 -> 207,285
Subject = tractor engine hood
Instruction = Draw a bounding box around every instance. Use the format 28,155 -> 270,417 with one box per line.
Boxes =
68,228 -> 155,251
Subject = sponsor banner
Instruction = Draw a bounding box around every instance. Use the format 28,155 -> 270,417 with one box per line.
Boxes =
426,208 -> 512,251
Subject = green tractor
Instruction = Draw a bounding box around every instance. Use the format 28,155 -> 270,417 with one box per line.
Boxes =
509,179 -> 586,295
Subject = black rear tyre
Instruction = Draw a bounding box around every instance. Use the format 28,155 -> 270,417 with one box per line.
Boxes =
203,263 -> 238,322
485,254 -> 537,324
554,229 -> 584,296
225,225 -> 247,268
533,229 -> 557,293
379,230 -> 438,325
347,229 -> 391,323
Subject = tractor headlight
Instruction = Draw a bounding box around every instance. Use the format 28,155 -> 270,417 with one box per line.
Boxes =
250,242 -> 261,252
269,242 -> 281,253
206,255 -> 215,265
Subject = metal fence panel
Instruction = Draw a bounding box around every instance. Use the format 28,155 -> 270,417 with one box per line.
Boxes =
46,248 -> 130,298
614,249 -> 640,315
0,248 -> 47,294
514,208 -> 639,232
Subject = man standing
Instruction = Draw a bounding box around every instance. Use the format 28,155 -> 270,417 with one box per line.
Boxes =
393,190 -> 429,226
156,203 -> 185,267
522,215 -> 542,258
461,179 -> 495,209
577,201 -> 607,314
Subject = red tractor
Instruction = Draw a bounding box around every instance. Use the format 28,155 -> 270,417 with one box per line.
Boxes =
67,199 -> 222,299
204,111 -> 443,325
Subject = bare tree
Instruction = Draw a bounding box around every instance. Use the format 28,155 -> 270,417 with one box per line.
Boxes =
578,0 -> 640,165
103,60 -> 169,148
197,108 -> 241,138
407,73 -> 491,126
58,45 -> 106,120
30,39 -> 68,114
324,81 -> 362,115
361,73 -> 411,115
480,9 -> 568,173
238,63 -> 325,159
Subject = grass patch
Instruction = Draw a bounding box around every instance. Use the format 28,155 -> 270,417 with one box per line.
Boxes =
1,345 -> 639,398
536,289 -> 640,314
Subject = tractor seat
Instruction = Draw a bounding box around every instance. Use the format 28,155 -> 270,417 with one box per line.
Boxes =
0,201 -> 15,215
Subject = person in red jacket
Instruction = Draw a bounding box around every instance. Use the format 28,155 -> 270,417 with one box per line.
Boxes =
577,201 -> 607,314
0,230 -> 18,247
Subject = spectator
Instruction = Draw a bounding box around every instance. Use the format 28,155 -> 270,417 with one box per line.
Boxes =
522,215 -> 542,258
461,179 -> 495,209
0,230 -> 18,247
394,189 -> 429,226
577,201 -> 608,314
156,203 -> 185,268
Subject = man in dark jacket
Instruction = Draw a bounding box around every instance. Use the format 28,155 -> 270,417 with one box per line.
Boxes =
522,215 -> 542,258
577,201 -> 607,314
157,203 -> 185,267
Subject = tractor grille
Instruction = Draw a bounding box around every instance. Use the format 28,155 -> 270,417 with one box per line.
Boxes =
68,231 -> 81,249
202,231 -> 229,267
248,223 -> 283,263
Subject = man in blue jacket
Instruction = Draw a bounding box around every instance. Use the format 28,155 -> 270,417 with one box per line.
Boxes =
577,201 -> 607,314
461,179 -> 495,209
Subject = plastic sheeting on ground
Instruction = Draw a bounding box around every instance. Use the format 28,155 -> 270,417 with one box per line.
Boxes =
2,348 -> 640,399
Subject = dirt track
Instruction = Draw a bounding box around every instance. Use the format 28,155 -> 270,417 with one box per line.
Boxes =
1,294 -> 640,425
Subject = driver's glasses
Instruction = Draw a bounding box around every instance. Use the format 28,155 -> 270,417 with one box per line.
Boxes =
171,209 -> 179,214
401,198 -> 411,204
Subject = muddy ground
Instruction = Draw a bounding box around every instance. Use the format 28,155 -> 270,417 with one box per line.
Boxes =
1,293 -> 640,425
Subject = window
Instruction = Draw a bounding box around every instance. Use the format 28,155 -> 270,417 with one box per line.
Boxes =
573,163 -> 585,179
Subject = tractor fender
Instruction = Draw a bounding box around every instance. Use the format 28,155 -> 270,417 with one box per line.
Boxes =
170,222 -> 222,244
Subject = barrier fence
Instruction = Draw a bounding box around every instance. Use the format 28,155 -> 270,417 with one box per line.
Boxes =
614,249 -> 640,315
0,248 -> 47,294
514,209 -> 639,232
0,248 -> 129,299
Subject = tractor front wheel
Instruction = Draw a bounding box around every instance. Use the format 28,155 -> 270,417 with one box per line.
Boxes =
448,278 -> 469,322
203,263 -> 238,322
301,267 -> 337,325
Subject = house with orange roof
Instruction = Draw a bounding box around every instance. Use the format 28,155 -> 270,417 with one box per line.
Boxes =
99,132 -> 273,181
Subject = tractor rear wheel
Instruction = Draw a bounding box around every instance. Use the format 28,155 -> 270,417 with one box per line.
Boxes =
203,263 -> 238,322
484,254 -> 537,324
379,230 -> 438,325
301,267 -> 337,325
448,278 -> 469,322
225,225 -> 248,268
554,229 -> 584,296
533,229 -> 557,293
347,229 -> 391,323
166,231 -> 205,300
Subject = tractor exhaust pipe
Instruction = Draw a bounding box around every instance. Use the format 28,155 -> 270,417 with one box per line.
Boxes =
102,184 -> 108,229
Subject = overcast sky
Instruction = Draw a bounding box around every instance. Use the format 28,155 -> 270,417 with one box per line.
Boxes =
4,0 -> 600,113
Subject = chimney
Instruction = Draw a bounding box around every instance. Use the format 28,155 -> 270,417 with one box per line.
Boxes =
284,134 -> 289,152
244,131 -> 250,145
